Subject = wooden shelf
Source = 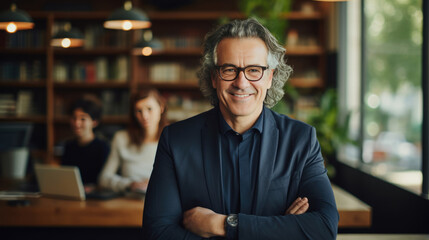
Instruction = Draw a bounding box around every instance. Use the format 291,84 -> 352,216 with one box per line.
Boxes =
1,0 -> 329,163
289,77 -> 324,88
286,46 -> 325,55
28,11 -> 110,19
53,48 -> 131,55
0,82 -> 46,88
55,115 -> 128,124
0,115 -> 46,123
140,82 -> 200,90
53,82 -> 129,89
25,10 -> 323,21
146,11 -> 323,20
134,48 -> 203,56
0,48 -> 46,54
284,11 -> 324,20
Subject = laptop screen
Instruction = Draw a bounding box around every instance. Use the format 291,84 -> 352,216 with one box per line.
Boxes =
34,164 -> 85,201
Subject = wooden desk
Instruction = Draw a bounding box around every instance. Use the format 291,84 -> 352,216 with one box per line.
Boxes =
333,184 -> 372,228
1,185 -> 370,228
337,234 -> 429,240
0,197 -> 144,227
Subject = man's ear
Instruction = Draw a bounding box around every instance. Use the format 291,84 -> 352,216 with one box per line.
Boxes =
211,72 -> 217,89
267,69 -> 274,89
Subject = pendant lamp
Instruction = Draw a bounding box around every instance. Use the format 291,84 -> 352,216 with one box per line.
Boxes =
51,23 -> 84,48
0,3 -> 34,33
133,30 -> 163,56
104,1 -> 151,31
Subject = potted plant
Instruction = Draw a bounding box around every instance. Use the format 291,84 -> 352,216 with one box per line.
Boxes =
238,0 -> 293,44
305,89 -> 354,178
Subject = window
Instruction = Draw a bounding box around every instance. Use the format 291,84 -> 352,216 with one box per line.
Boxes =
339,0 -> 427,196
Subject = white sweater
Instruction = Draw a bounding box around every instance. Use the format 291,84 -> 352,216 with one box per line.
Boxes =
99,130 -> 158,192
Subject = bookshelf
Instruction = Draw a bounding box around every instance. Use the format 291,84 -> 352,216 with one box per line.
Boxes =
0,0 -> 330,163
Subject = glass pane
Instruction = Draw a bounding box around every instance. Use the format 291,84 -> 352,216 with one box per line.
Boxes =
363,0 -> 423,194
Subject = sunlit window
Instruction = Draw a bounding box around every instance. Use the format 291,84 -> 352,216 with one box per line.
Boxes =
340,0 -> 423,195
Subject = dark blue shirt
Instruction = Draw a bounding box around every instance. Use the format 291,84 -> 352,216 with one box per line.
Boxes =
218,107 -> 263,215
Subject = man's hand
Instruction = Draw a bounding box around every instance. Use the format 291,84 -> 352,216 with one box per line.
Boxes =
183,206 -> 226,238
285,197 -> 309,215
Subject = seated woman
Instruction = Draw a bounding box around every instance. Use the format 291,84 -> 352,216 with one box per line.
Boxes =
99,89 -> 168,193
62,95 -> 110,188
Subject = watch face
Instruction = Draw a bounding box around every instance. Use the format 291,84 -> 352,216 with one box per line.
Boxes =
227,214 -> 238,227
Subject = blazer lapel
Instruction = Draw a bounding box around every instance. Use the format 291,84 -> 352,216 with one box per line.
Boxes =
255,109 -> 279,215
201,109 -> 224,213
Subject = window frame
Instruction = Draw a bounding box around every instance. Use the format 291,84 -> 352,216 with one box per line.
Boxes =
338,0 -> 429,198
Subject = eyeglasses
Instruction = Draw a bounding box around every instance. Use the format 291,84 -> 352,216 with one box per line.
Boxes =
215,64 -> 268,81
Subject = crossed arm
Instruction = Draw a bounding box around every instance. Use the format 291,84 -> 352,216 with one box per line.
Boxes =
143,127 -> 338,240
183,197 -> 309,238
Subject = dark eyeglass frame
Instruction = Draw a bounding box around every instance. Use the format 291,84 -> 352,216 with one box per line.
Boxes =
215,64 -> 269,82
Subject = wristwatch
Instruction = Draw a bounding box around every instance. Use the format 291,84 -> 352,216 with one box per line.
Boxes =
225,214 -> 238,228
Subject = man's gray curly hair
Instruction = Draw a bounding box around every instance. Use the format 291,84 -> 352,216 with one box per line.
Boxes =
197,18 -> 292,108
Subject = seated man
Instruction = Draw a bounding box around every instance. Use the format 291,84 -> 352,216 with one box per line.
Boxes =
143,18 -> 339,239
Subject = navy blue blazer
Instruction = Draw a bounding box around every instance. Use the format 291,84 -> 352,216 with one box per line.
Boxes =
143,107 -> 339,239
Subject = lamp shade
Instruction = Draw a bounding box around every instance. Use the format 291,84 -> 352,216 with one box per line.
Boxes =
133,38 -> 163,56
0,4 -> 34,33
51,23 -> 84,48
104,1 -> 151,31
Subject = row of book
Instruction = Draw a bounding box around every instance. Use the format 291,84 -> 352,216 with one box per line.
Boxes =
149,63 -> 198,83
53,56 -> 128,83
0,91 -> 42,116
83,24 -> 132,49
164,93 -> 212,122
0,29 -> 46,48
54,90 -> 129,117
0,60 -> 44,81
157,36 -> 202,50
52,23 -> 132,49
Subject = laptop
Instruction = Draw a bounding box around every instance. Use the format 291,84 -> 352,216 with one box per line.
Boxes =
34,164 -> 121,201
34,164 -> 86,200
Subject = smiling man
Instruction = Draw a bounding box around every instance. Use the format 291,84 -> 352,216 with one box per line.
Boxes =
143,18 -> 339,240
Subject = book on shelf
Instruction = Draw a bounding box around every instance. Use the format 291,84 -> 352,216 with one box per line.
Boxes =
113,56 -> 128,82
83,24 -> 130,49
16,90 -> 33,116
86,63 -> 96,83
54,56 -> 128,83
0,91 -> 35,116
149,63 -> 198,83
101,90 -> 129,116
150,63 -> 181,83
95,57 -> 108,82
0,94 -> 16,116
0,60 -> 43,82
158,36 -> 202,50
164,93 -> 211,122
3,29 -> 45,48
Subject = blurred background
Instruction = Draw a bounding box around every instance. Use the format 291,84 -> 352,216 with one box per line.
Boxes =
0,0 -> 428,236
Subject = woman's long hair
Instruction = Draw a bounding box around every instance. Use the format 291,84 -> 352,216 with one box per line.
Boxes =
127,89 -> 168,147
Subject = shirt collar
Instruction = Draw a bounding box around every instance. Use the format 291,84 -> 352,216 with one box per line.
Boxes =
217,106 -> 264,135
